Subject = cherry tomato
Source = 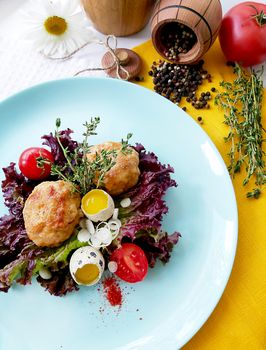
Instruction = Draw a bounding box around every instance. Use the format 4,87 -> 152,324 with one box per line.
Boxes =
110,243 -> 148,283
219,2 -> 266,67
18,147 -> 54,180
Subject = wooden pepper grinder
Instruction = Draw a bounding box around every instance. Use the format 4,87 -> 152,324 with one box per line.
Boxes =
102,48 -> 142,80
81,0 -> 156,37
151,0 -> 222,64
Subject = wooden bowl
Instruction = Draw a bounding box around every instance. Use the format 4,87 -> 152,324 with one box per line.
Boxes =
151,0 -> 222,64
81,0 -> 156,37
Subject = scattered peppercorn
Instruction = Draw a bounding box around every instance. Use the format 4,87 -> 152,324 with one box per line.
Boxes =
135,76 -> 144,82
211,87 -> 216,92
160,22 -> 197,61
197,116 -> 203,124
182,106 -> 187,111
149,60 -> 212,109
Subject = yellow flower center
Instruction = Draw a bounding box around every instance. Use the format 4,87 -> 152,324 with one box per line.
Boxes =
44,16 -> 68,36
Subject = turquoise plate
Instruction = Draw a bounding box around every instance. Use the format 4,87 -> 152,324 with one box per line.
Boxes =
0,78 -> 237,350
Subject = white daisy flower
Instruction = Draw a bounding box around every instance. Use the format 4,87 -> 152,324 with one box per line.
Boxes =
23,0 -> 98,57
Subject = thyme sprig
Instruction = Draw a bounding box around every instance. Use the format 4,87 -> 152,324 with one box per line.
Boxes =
51,118 -> 132,195
215,64 -> 266,199
121,133 -> 133,155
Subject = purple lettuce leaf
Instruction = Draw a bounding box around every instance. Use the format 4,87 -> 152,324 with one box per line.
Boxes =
0,163 -> 36,271
0,246 -> 41,292
118,144 -> 177,238
0,256 -> 26,292
0,233 -> 82,296
127,230 -> 181,268
42,129 -> 78,166
0,257 -> 78,296
2,163 -> 35,218
0,214 -> 31,266
37,269 -> 78,297
114,144 -> 180,267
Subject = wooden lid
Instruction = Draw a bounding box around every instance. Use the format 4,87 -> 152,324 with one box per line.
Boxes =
101,48 -> 142,80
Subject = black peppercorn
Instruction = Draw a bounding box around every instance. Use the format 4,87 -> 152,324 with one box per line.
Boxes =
197,116 -> 203,124
150,59 -> 212,109
160,22 -> 197,61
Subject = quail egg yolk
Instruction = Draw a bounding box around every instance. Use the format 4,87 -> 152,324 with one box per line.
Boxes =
74,264 -> 100,284
82,189 -> 108,215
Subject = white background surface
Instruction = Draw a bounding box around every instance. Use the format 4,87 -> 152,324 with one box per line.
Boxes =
0,0 -> 265,100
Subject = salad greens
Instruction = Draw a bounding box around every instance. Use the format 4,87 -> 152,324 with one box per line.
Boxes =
0,120 -> 180,296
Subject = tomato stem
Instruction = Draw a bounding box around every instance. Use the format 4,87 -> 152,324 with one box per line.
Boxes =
247,5 -> 266,26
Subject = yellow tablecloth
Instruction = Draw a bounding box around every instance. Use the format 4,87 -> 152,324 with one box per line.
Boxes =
133,39 -> 266,349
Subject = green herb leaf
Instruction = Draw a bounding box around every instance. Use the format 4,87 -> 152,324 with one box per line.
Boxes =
56,118 -> 61,128
121,133 -> 133,155
246,188 -> 261,199
51,117 -> 133,195
215,64 -> 266,198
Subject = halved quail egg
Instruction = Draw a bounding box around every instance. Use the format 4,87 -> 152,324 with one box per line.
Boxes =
69,246 -> 105,286
81,189 -> 114,222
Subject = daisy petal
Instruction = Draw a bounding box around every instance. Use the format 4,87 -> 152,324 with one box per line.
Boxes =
22,0 -> 99,57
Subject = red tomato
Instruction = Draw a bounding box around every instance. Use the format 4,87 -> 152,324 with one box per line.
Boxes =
110,243 -> 148,283
219,2 -> 266,67
19,147 -> 54,180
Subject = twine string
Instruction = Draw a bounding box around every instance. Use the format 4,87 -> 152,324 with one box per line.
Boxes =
43,35 -> 130,80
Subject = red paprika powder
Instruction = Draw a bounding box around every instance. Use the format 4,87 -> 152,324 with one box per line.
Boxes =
103,276 -> 123,307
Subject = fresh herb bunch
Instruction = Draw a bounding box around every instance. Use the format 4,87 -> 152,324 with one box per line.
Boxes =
51,118 -> 132,195
215,64 -> 266,198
